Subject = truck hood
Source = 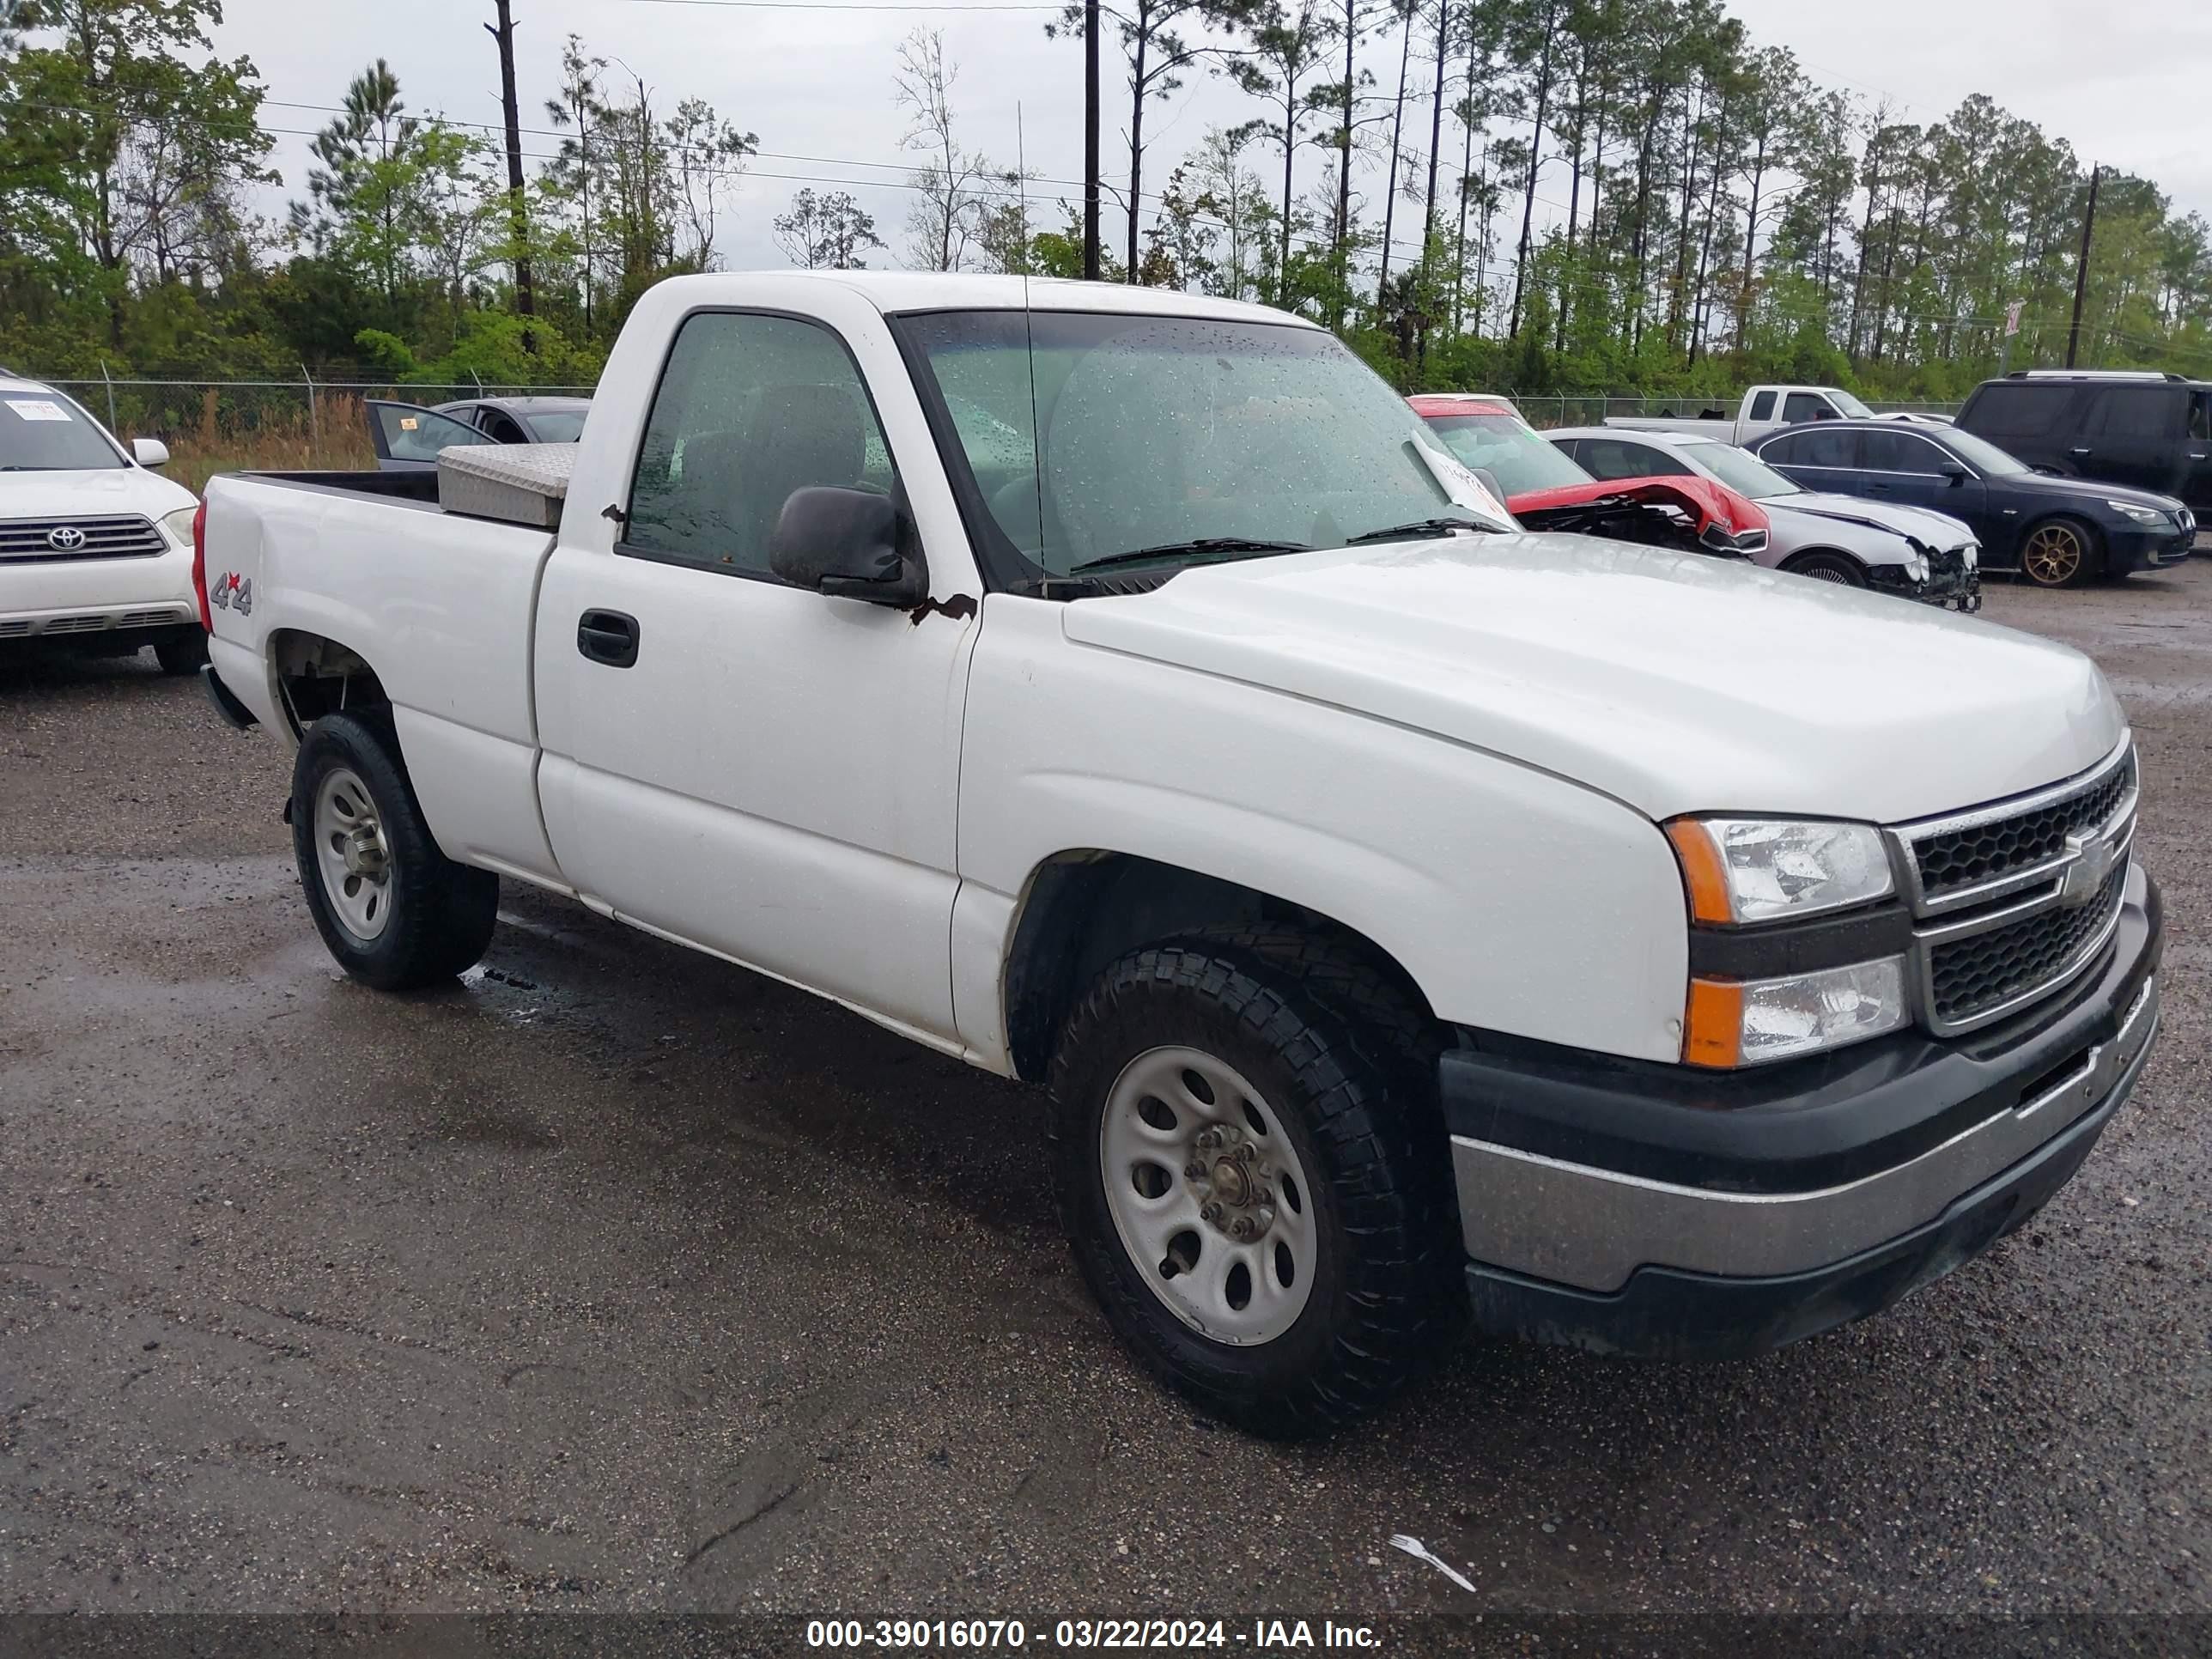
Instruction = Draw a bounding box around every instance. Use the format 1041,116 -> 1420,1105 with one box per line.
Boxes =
1060,532 -> 2124,824
0,465 -> 197,521
1774,493 -> 1976,548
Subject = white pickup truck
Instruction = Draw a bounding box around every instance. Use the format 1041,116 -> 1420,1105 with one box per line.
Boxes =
198,272 -> 2163,1433
1605,384 -> 1883,445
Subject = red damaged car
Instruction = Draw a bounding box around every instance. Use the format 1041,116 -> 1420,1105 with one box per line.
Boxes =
1409,393 -> 1770,558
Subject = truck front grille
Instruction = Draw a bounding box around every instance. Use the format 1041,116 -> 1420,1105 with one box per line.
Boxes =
0,515 -> 167,563
1926,862 -> 2128,1027
1911,747 -> 2136,902
1893,738 -> 2137,1035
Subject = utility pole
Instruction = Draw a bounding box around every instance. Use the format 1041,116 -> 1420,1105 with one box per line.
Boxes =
1082,0 -> 1101,280
2066,163 -> 2100,370
486,0 -> 538,340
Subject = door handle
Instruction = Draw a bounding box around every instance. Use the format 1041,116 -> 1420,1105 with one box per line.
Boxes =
2070,447 -> 2093,456
576,608 -> 641,668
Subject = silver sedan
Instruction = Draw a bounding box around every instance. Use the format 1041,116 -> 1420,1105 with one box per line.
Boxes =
1545,426 -> 1981,610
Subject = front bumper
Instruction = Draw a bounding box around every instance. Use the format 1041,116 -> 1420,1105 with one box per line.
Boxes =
1443,866 -> 2161,1358
2107,521 -> 2195,574
0,540 -> 198,640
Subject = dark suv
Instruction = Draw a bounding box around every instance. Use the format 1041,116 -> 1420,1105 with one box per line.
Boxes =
1955,371 -> 2212,518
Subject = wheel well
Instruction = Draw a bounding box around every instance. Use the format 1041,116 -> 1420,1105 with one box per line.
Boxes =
1001,851 -> 1435,1082
1781,546 -> 1860,573
270,629 -> 390,734
2025,512 -> 2105,566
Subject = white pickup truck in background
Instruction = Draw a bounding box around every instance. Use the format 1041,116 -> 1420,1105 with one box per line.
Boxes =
198,272 -> 2163,1433
1604,384 -> 1882,445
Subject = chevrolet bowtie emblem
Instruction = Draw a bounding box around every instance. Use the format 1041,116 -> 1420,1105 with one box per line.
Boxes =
2058,830 -> 2118,908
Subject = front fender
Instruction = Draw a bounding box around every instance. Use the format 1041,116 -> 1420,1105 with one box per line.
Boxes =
953,598 -> 1690,1068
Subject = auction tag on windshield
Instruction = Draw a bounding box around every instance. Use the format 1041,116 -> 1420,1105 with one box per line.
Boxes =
4,398 -> 72,422
398,416 -> 420,431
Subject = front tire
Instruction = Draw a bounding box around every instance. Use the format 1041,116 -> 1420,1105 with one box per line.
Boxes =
289,710 -> 498,991
154,631 -> 208,676
1049,938 -> 1457,1436
2020,516 -> 2100,588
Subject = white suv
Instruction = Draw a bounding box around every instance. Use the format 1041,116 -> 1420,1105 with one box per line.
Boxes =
0,374 -> 204,673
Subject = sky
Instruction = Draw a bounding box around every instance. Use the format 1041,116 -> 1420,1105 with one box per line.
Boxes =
206,0 -> 2212,278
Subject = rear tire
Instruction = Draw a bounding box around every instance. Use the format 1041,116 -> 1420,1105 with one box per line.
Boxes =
2020,516 -> 2099,588
1784,550 -> 1866,587
1049,934 -> 1458,1437
154,631 -> 208,676
289,709 -> 498,991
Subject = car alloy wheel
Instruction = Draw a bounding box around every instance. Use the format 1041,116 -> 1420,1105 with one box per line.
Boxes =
2022,522 -> 2086,587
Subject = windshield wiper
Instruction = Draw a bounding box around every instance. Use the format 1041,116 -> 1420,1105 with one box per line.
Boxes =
1344,515 -> 1496,545
1068,537 -> 1310,574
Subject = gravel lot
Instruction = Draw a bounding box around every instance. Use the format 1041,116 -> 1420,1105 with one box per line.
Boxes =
3,566 -> 2208,1634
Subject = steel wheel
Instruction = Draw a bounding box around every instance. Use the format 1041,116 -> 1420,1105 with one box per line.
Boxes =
1098,1045 -> 1318,1346
2021,521 -> 2088,587
312,765 -> 395,941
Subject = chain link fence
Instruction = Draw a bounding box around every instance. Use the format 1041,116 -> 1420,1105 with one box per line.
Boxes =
21,371 -> 1966,489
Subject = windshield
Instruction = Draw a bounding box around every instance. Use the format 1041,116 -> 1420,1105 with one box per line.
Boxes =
1940,428 -> 2028,477
1685,441 -> 1800,500
1420,411 -> 1591,496
526,408 -> 588,443
1832,390 -> 1875,419
896,310 -> 1510,580
0,392 -> 127,471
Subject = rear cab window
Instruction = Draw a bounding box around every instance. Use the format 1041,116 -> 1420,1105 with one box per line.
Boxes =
1747,390 -> 1777,421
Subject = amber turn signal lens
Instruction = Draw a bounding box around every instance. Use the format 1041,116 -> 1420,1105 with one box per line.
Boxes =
1682,977 -> 1744,1068
1665,819 -> 1736,925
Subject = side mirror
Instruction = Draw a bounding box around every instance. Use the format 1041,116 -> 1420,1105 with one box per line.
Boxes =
1938,461 -> 1969,485
769,486 -> 927,607
132,437 -> 170,468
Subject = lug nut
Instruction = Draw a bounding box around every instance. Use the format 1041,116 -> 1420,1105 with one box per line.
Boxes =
1184,1161 -> 1206,1179
1194,1128 -> 1220,1151
1200,1201 -> 1223,1224
1230,1216 -> 1255,1240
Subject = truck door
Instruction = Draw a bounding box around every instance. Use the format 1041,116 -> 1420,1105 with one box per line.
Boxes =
532,307 -> 975,1045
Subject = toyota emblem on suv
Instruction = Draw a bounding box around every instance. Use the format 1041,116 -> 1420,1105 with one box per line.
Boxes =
47,525 -> 87,552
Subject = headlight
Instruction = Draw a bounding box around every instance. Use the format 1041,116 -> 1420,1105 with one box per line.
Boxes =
1905,552 -> 1929,582
1685,957 -> 1910,1067
160,505 -> 198,547
2108,501 -> 2167,526
1665,817 -> 1895,924
1962,543 -> 1979,570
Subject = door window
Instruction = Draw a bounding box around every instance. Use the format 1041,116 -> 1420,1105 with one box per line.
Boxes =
2191,395 -> 2209,441
1764,428 -> 1859,470
1782,392 -> 1833,424
1747,390 -> 1776,421
481,409 -> 530,444
1966,382 -> 2063,435
1860,430 -> 1947,475
2086,386 -> 2185,440
1583,438 -> 1689,481
371,403 -> 495,463
624,312 -> 896,579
